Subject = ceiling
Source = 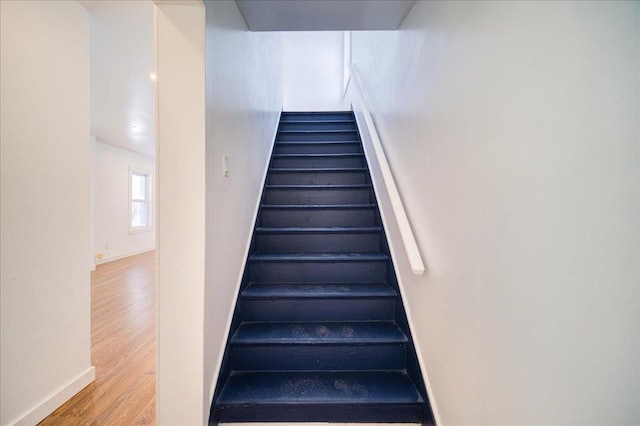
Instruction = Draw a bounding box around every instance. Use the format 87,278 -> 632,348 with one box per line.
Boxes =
82,1 -> 156,157
79,0 -> 416,158
236,0 -> 417,31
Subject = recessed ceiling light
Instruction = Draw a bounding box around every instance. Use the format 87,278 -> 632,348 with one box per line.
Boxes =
149,73 -> 157,81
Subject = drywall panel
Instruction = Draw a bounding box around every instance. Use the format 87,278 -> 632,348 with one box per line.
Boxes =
350,1 -> 639,425
203,0 -> 283,420
0,1 -> 93,424
283,31 -> 346,111
155,2 -> 206,425
93,140 -> 155,263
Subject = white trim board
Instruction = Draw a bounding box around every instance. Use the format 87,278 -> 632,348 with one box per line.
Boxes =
10,367 -> 95,426
94,248 -> 155,265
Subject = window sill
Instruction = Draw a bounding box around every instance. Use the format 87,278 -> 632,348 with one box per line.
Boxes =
129,226 -> 153,235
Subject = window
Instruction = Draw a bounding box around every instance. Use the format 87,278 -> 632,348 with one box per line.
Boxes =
130,169 -> 152,233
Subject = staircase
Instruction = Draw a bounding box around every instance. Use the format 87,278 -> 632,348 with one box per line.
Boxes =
210,111 -> 434,424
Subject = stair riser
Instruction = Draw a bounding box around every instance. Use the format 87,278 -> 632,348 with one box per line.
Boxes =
260,208 -> 376,227
264,188 -> 373,205
268,171 -> 368,185
255,233 -> 381,253
281,112 -> 354,122
232,344 -> 406,371
271,156 -> 364,168
277,131 -> 358,142
249,261 -> 388,282
279,122 -> 356,132
274,143 -> 361,154
239,298 -> 395,322
214,404 -> 423,423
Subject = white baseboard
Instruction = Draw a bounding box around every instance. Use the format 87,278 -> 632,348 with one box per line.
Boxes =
94,247 -> 155,265
11,366 -> 95,426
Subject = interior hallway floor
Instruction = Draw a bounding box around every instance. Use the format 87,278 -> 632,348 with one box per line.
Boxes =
39,250 -> 156,425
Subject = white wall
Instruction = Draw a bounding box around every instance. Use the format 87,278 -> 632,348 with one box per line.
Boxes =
350,1 -> 640,425
93,140 -> 155,263
155,2 -> 206,425
203,0 -> 283,421
0,1 -> 94,425
283,31 -> 346,111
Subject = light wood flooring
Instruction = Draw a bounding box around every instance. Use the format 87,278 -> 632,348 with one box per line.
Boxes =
39,251 -> 156,425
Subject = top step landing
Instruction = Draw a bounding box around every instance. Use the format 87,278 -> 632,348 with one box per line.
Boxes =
281,111 -> 354,122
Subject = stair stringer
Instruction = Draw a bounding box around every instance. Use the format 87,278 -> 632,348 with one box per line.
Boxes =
352,106 -> 439,426
206,109 -> 282,417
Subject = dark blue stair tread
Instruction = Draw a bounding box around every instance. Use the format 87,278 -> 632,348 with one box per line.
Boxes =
280,121 -> 355,125
272,153 -> 363,158
261,204 -> 376,210
279,119 -> 355,124
242,282 -> 396,298
278,129 -> 359,134
275,141 -> 360,145
232,322 -> 407,345
282,111 -> 353,115
217,371 -> 423,405
276,141 -> 359,145
266,184 -> 371,190
255,226 -> 381,234
269,167 -> 367,172
250,253 -> 389,263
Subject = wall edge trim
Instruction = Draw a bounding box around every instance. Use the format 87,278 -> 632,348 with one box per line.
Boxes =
11,366 -> 95,426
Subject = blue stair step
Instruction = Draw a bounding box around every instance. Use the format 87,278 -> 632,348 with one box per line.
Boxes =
277,130 -> 359,142
240,282 -> 396,322
242,282 -> 396,298
280,111 -> 355,122
210,110 -> 433,424
232,321 -> 406,344
255,226 -> 382,253
248,252 -> 389,284
279,120 -> 356,132
231,322 -> 407,371
268,168 -> 368,184
271,153 -> 365,168
249,252 -> 389,262
260,204 -> 377,227
248,252 -> 389,282
274,141 -> 362,154
214,371 -> 424,422
264,184 -> 373,205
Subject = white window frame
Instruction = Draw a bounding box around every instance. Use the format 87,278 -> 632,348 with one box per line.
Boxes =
129,167 -> 153,234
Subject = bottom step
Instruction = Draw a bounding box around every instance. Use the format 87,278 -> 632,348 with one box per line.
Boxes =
219,424 -> 419,426
213,371 -> 424,423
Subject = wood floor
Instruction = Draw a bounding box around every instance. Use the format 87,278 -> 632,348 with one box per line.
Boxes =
39,251 -> 156,426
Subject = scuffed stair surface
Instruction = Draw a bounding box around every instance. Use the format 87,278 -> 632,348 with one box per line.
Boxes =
215,372 -> 423,422
242,282 -> 396,298
210,111 -> 433,424
218,371 -> 422,403
249,252 -> 389,262
232,322 -> 407,344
